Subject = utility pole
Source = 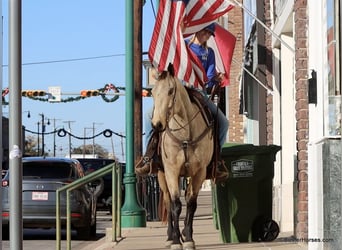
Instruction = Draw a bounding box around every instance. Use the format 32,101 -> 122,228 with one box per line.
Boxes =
37,122 -> 40,156
63,121 -> 75,158
83,127 -> 92,158
92,122 -> 102,157
39,113 -> 50,156
50,118 -> 61,157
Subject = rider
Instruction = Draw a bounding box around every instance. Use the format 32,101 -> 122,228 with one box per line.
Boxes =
136,23 -> 229,182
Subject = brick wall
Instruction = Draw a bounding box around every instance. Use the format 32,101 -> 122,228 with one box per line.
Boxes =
294,0 -> 309,239
227,0 -> 244,143
264,0 -> 273,145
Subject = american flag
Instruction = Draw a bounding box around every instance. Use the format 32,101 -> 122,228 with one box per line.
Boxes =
207,23 -> 236,86
148,0 -> 234,88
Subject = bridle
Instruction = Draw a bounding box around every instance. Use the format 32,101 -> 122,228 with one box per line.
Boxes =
161,75 -> 213,168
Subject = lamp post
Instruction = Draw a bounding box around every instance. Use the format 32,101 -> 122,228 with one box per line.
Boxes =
83,127 -> 93,158
49,118 -> 61,157
63,121 -> 75,158
92,122 -> 102,157
39,113 -> 50,156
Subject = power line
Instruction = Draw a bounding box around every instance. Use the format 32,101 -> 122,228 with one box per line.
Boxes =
2,53 -> 126,67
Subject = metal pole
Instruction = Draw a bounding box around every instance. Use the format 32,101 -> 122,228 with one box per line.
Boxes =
92,122 -> 95,157
9,0 -> 23,249
41,113 -> 45,156
37,122 -> 40,156
83,128 -> 86,158
121,0 -> 146,227
63,121 -> 75,158
232,0 -> 295,53
0,0 -> 3,245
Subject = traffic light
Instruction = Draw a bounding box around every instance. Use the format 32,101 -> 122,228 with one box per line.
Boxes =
80,90 -> 99,97
22,90 -> 46,97
21,90 -> 46,97
142,89 -> 152,97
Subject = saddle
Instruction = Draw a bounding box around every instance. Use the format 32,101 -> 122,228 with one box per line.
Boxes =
184,87 -> 220,180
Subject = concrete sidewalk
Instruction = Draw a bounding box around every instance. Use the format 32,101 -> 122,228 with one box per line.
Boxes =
82,190 -> 307,250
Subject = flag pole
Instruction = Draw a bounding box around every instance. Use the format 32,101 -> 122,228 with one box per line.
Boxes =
232,58 -> 274,95
232,0 -> 295,53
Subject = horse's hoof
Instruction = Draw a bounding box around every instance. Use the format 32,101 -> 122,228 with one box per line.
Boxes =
183,241 -> 196,250
170,244 -> 183,250
165,240 -> 173,248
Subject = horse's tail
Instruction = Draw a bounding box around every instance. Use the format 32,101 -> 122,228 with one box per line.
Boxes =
158,191 -> 168,224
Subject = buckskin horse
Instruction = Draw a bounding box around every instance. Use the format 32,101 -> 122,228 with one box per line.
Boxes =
151,65 -> 214,250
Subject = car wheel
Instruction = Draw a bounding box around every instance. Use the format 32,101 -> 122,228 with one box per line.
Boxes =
76,226 -> 91,240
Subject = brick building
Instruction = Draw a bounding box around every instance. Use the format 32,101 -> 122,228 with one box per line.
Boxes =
216,0 -> 342,248
225,0 -> 342,249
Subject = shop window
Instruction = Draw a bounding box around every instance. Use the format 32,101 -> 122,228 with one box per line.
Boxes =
326,0 -> 341,136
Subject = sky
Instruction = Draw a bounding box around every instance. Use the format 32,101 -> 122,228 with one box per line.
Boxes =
1,0 -> 156,162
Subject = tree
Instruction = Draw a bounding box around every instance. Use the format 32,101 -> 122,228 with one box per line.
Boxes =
25,135 -> 38,156
72,143 -> 109,158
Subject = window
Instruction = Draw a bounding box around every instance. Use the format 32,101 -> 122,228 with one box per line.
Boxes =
326,0 -> 341,136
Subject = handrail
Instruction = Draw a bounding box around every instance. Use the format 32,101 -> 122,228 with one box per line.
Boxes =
56,162 -> 122,250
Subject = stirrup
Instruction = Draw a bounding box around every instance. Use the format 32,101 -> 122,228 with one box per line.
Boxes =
215,160 -> 229,183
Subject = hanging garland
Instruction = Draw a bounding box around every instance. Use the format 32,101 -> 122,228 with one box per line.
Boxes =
1,83 -> 152,105
98,83 -> 121,103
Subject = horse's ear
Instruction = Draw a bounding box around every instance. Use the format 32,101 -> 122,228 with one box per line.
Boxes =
167,63 -> 175,77
150,67 -> 159,80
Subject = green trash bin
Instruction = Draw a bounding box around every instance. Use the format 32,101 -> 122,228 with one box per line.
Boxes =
212,143 -> 281,243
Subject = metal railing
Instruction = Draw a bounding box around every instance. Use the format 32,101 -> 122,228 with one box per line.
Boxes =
55,162 -> 122,250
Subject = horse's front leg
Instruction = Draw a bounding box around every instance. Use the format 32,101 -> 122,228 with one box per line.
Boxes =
157,171 -> 174,247
182,194 -> 197,242
182,172 -> 205,250
182,187 -> 198,250
171,197 -> 182,248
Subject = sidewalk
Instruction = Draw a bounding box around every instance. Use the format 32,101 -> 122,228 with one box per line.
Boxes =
83,190 -> 307,250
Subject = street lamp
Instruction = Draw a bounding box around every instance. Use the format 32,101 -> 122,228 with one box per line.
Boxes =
23,110 -> 30,118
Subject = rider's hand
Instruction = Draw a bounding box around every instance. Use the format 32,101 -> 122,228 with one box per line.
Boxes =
214,73 -> 224,83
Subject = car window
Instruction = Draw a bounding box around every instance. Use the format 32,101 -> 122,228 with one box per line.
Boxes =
77,159 -> 114,173
23,162 -> 73,179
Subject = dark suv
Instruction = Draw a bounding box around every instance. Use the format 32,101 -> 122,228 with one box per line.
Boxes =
2,157 -> 98,240
76,158 -> 125,212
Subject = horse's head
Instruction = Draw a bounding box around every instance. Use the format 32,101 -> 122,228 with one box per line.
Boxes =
151,66 -> 177,132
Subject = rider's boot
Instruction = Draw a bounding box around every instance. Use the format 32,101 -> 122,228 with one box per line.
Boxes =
135,131 -> 160,176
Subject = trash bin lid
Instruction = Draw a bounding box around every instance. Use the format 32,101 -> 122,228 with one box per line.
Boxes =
222,143 -> 281,158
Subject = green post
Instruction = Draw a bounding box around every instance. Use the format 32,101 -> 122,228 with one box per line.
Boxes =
121,0 -> 146,227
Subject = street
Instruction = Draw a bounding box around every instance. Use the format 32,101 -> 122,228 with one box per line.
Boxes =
1,210 -> 112,250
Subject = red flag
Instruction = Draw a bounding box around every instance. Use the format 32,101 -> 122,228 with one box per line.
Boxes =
148,0 -> 234,88
207,24 -> 236,86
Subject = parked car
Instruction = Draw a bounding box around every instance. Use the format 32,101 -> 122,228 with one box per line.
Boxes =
76,158 -> 125,212
2,157 -> 99,240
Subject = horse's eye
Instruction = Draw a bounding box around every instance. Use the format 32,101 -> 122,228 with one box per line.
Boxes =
168,87 -> 174,96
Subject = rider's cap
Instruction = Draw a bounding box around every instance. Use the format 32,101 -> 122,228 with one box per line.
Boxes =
204,23 -> 215,37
